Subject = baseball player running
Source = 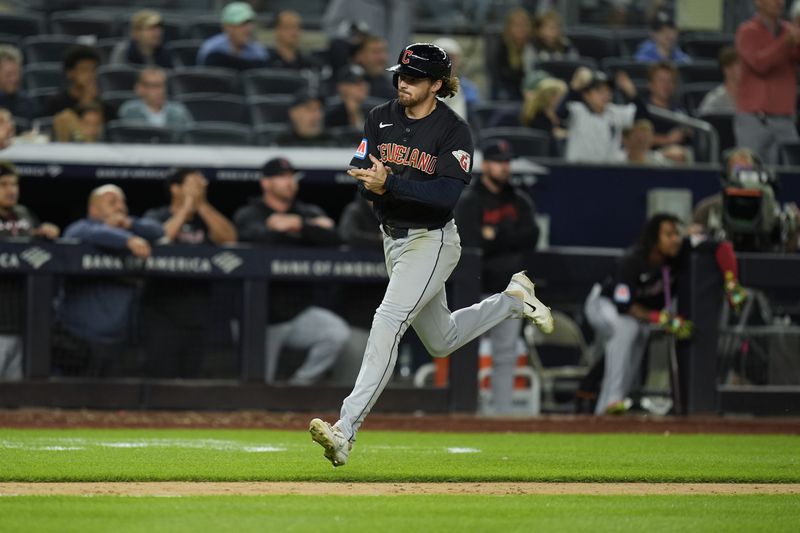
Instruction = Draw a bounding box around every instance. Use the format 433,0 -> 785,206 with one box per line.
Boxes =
310,43 -> 554,467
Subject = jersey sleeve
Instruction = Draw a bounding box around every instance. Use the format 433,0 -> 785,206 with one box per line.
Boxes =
436,120 -> 474,184
349,107 -> 380,169
611,255 -> 641,313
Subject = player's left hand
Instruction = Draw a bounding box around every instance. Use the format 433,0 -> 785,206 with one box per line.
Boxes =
348,154 -> 388,195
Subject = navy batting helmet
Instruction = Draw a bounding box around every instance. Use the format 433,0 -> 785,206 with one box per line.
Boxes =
387,42 -> 452,88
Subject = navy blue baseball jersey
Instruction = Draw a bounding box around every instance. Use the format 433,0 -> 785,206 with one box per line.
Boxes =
349,99 -> 474,228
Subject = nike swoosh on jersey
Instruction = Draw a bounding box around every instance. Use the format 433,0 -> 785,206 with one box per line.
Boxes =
379,122 -> 393,128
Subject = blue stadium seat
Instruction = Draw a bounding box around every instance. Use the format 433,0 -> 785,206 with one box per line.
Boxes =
49,11 -> 120,39
22,35 -> 79,65
242,68 -> 310,98
169,67 -> 239,97
97,64 -> 141,93
249,94 -> 293,125
106,120 -> 175,144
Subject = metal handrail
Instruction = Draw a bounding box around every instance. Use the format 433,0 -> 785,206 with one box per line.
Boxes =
646,104 -> 720,164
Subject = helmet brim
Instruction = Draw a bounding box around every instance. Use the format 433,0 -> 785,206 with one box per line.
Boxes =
386,63 -> 430,78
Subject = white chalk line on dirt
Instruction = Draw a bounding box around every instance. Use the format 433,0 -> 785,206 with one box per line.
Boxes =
1,482 -> 799,497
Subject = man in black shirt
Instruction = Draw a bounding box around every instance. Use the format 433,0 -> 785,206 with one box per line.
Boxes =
584,213 -> 744,414
309,43 -> 553,467
0,45 -> 39,121
455,139 -> 540,414
141,168 -> 237,378
234,157 -> 349,385
265,11 -> 318,71
324,65 -> 370,130
0,161 -> 60,381
275,90 -> 338,147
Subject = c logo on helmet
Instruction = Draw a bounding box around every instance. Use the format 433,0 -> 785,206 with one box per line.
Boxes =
401,50 -> 413,64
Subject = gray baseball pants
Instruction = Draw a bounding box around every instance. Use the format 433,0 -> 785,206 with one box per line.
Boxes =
335,221 -> 524,440
0,334 -> 22,381
584,284 -> 651,415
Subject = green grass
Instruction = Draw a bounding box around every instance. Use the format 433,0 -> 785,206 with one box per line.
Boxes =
1,428 -> 798,482
0,495 -> 798,533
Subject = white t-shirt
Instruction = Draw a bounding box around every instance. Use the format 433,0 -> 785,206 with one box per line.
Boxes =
565,101 -> 637,163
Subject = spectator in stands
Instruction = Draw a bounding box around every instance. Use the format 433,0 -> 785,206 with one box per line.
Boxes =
531,9 -> 578,63
338,192 -> 381,249
561,67 -> 647,163
697,46 -> 740,116
234,157 -> 349,385
494,7 -> 534,100
454,139 -> 540,415
276,89 -> 337,147
622,119 -> 670,165
53,102 -> 104,143
324,65 -> 370,129
140,168 -> 236,379
583,213 -> 744,415
0,45 -> 38,121
197,1 -> 268,71
432,37 -> 481,122
351,35 -> 394,100
322,0 -> 413,67
61,184 -> 164,376
0,108 -> 16,149
265,10 -> 316,71
645,61 -> 692,163
45,46 -> 115,121
734,0 -> 800,165
110,9 -> 173,69
118,67 -> 193,129
0,161 -> 59,381
521,76 -> 568,156
634,10 -> 692,65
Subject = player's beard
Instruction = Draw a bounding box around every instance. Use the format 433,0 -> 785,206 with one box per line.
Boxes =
398,90 -> 425,108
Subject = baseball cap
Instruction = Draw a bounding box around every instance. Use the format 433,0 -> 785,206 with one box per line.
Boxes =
262,157 -> 296,177
221,2 -> 256,25
651,10 -> 676,31
336,64 -> 367,84
582,70 -> 611,92
131,9 -> 162,30
290,88 -> 323,108
482,139 -> 514,162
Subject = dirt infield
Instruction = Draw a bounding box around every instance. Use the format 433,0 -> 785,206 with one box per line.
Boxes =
1,408 -> 798,434
2,482 -> 800,497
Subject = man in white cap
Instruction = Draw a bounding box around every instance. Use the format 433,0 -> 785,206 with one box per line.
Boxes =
197,1 -> 268,71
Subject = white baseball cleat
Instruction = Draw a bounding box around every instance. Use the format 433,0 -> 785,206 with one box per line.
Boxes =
503,271 -> 554,334
309,418 -> 352,467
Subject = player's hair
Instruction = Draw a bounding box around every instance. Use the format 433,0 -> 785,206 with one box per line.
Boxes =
0,160 -> 17,178
635,213 -> 681,253
437,76 -> 459,98
646,60 -> 678,83
62,45 -> 101,72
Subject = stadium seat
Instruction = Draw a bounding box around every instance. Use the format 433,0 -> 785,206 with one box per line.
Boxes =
97,65 -> 141,93
106,120 -> 175,144
249,94 -> 293,125
328,125 -> 363,147
94,38 -> 119,64
479,127 -> 551,158
180,122 -> 253,145
27,88 -> 59,113
165,40 -> 203,68
242,68 -> 310,97
566,28 -> 618,63
601,58 -> 650,83
679,82 -> 718,116
22,64 -> 65,91
169,67 -> 239,97
22,35 -> 79,65
13,116 -> 29,134
678,60 -> 722,84
157,15 -> 186,42
188,16 -> 224,40
682,33 -> 734,60
536,58 -> 597,83
698,112 -> 736,157
473,101 -> 522,130
615,28 -> 650,57
177,94 -> 250,125
101,90 -> 136,110
254,123 -> 289,146
49,11 -> 120,39
0,12 -> 43,38
780,142 -> 800,166
0,32 -> 21,48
